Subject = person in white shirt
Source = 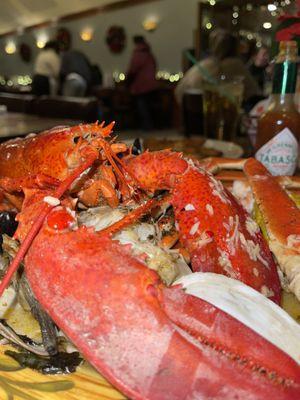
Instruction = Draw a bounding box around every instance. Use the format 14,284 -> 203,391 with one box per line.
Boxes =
32,41 -> 61,96
175,29 -> 260,105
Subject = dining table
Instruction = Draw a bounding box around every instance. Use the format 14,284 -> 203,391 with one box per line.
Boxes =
0,111 -> 81,141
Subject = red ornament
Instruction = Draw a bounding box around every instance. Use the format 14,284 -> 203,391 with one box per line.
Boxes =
106,26 -> 126,53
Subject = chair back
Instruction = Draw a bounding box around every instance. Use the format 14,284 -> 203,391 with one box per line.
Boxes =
0,93 -> 35,113
33,96 -> 99,122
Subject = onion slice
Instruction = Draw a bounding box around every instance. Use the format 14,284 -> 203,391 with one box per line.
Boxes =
175,272 -> 300,364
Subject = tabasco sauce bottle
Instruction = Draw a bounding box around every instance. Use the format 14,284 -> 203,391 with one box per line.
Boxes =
255,41 -> 300,176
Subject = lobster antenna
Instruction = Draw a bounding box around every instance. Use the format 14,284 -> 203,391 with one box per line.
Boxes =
96,139 -> 133,194
98,194 -> 171,237
0,153 -> 98,298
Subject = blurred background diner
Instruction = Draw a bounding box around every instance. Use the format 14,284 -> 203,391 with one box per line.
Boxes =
0,0 -> 298,157
32,40 -> 60,96
174,28 -> 261,105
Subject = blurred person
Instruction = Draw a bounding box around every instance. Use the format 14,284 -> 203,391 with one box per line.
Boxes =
248,46 -> 271,92
239,38 -> 257,64
90,64 -> 103,87
175,29 -> 260,105
32,41 -> 60,96
126,35 -> 158,130
60,49 -> 92,97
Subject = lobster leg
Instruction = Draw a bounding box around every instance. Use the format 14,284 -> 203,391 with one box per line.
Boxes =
244,158 -> 300,301
78,178 -> 119,208
24,216 -> 300,400
77,164 -> 120,208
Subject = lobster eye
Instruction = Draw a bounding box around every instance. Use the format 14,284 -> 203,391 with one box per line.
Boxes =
73,136 -> 80,144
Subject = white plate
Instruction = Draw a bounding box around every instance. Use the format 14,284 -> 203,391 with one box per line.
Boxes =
203,139 -> 244,158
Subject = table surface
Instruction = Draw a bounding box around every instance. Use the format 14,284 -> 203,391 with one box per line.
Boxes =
0,112 -> 247,159
0,112 -> 81,139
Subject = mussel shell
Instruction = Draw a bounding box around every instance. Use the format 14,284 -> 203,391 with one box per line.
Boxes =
0,212 -> 18,237
132,138 -> 143,155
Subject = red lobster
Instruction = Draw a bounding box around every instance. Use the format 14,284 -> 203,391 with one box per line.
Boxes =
0,121 -> 128,211
0,123 -> 299,399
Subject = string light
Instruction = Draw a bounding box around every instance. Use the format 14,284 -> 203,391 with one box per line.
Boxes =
263,22 -> 272,29
5,41 -> 16,54
239,30 -> 262,44
80,27 -> 93,42
246,4 -> 253,11
36,32 -> 48,49
267,4 -> 277,12
232,5 -> 239,25
142,18 -> 158,32
156,71 -> 182,82
209,0 -> 216,6
206,22 -> 213,30
36,39 -> 46,48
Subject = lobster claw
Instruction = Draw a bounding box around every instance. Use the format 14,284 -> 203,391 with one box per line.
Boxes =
24,211 -> 300,400
124,151 -> 282,304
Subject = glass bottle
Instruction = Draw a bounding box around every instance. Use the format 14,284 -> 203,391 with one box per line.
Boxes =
255,41 -> 300,176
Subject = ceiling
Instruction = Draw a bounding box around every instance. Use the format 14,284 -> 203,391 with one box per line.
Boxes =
0,0 -> 127,35
0,0 -> 295,36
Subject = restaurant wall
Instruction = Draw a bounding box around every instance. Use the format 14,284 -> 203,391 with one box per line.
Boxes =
0,0 -> 199,79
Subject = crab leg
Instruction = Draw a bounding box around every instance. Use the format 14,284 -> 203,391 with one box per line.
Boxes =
199,157 -> 247,174
200,157 -> 300,190
244,158 -> 300,301
214,170 -> 300,189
